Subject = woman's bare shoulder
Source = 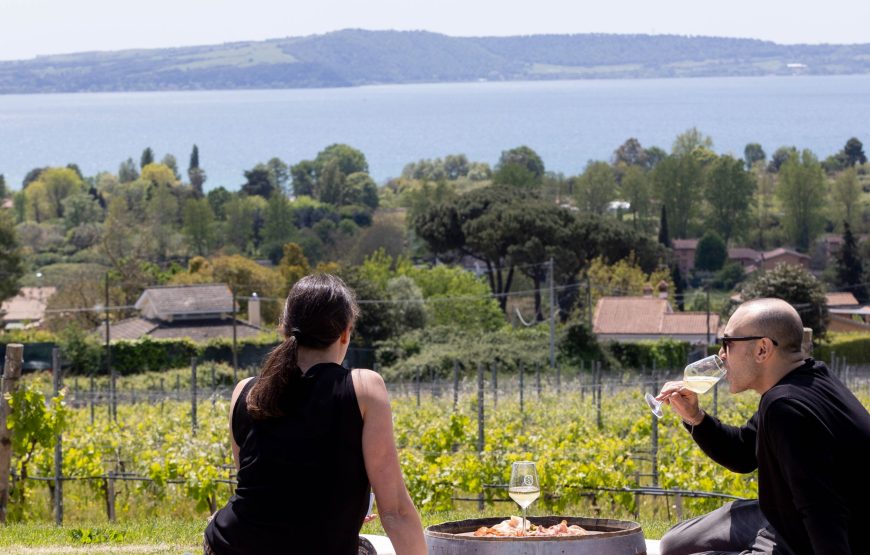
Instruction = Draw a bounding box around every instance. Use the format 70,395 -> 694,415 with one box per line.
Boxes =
351,369 -> 387,403
230,377 -> 256,409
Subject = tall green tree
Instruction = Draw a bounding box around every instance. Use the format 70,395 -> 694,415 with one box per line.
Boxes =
842,137 -> 867,167
828,167 -> 862,232
767,146 -> 797,173
658,204 -> 670,248
140,147 -> 154,169
290,160 -> 317,197
62,192 -> 103,230
493,146 -> 544,187
703,155 -> 756,243
118,158 -> 139,183
833,221 -> 867,302
411,187 -> 528,311
495,146 -> 545,180
777,149 -> 826,251
189,144 -> 200,171
266,157 -> 290,195
0,211 -> 24,303
291,145 -> 372,205
741,263 -> 829,339
619,165 -> 652,230
314,144 -> 369,176
160,154 -> 180,180
0,174 -> 7,198
261,194 -> 298,262
653,154 -> 702,238
223,197 -> 256,253
24,167 -> 86,221
146,183 -> 180,262
241,165 -> 277,198
182,197 -> 215,256
744,143 -> 766,170
612,138 -> 649,167
573,161 -> 616,215
671,127 -> 713,157
695,231 -> 728,272
188,145 -> 206,196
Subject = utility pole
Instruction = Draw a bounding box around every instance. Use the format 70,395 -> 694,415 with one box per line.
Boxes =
548,257 -> 555,369
586,273 -> 593,330
231,290 -> 238,383
705,286 -> 711,347
105,273 -> 115,422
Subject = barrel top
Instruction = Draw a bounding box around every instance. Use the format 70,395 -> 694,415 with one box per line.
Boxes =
425,516 -> 643,542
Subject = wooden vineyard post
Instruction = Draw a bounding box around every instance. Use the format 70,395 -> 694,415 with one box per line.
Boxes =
1,344 -> 24,524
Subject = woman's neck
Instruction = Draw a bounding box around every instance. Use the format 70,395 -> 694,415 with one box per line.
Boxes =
296,345 -> 344,374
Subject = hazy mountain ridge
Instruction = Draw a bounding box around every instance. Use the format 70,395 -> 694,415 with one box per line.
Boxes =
2,29 -> 869,93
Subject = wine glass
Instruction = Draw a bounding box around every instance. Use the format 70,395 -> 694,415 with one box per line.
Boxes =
644,354 -> 726,418
508,461 -> 540,536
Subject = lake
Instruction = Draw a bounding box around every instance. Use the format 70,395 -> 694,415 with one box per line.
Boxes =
1,75 -> 869,189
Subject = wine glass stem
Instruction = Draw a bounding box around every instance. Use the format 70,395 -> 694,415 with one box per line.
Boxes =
522,508 -> 526,537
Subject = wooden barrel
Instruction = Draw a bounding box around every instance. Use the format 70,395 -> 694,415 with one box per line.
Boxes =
425,516 -> 647,554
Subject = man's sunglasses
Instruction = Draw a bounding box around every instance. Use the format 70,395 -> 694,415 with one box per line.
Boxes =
717,336 -> 779,349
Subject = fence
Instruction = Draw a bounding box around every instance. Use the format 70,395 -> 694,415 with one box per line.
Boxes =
3,344 -> 870,525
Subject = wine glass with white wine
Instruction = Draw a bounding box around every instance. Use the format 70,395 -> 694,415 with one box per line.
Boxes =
508,461 -> 540,536
644,354 -> 726,418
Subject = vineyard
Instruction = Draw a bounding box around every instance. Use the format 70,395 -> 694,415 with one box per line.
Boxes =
9,362 -> 868,529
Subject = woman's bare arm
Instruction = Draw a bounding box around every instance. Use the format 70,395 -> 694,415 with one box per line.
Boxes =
229,377 -> 254,471
353,369 -> 426,555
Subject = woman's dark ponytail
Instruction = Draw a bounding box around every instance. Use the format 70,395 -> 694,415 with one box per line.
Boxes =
246,335 -> 300,420
245,274 -> 359,421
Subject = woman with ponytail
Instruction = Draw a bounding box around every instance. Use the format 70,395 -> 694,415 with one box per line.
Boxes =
205,274 -> 426,555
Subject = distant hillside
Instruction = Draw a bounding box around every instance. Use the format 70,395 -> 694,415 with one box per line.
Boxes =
2,29 -> 869,93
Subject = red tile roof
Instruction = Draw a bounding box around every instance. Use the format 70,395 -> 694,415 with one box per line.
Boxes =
672,239 -> 699,250
1,287 -> 57,324
135,284 -> 234,317
826,292 -> 860,307
593,297 -> 669,334
593,296 -> 718,336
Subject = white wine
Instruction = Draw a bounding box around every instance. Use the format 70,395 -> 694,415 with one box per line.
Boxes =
509,486 -> 541,509
683,376 -> 720,394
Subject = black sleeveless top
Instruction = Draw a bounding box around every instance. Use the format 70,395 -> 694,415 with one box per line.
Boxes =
205,363 -> 369,554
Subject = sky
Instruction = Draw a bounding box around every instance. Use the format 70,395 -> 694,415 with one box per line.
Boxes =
1,0 -> 869,61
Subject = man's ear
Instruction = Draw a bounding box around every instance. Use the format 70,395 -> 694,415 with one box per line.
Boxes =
755,338 -> 775,362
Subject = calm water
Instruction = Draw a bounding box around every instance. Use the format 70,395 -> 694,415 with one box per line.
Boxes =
1,75 -> 869,189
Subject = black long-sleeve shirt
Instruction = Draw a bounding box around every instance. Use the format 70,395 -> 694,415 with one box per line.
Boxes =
686,359 -> 870,555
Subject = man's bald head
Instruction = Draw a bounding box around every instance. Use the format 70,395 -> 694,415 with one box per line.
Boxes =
733,298 -> 805,354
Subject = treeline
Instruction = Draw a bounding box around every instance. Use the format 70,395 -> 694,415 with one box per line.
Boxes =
1,129 -> 868,372
2,30 -> 870,93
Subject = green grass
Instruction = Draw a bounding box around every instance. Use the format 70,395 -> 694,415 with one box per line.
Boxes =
1,512 -> 674,554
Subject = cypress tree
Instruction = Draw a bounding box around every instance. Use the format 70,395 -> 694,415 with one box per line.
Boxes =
140,147 -> 155,168
189,144 -> 200,171
658,204 -> 670,248
835,221 -> 867,302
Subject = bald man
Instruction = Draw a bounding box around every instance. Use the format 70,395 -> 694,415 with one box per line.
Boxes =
656,298 -> 870,555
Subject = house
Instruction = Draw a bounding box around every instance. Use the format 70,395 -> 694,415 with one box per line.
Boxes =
825,291 -> 870,332
1,287 -> 57,330
593,285 -> 720,344
754,248 -> 810,272
673,240 -> 811,276
98,283 -> 262,342
727,247 -> 760,268
1,198 -> 13,210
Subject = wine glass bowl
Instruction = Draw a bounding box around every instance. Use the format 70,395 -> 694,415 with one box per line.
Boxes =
508,461 -> 540,536
644,354 -> 726,418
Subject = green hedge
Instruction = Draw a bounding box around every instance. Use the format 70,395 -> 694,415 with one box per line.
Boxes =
605,338 -> 692,370
815,333 -> 870,363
